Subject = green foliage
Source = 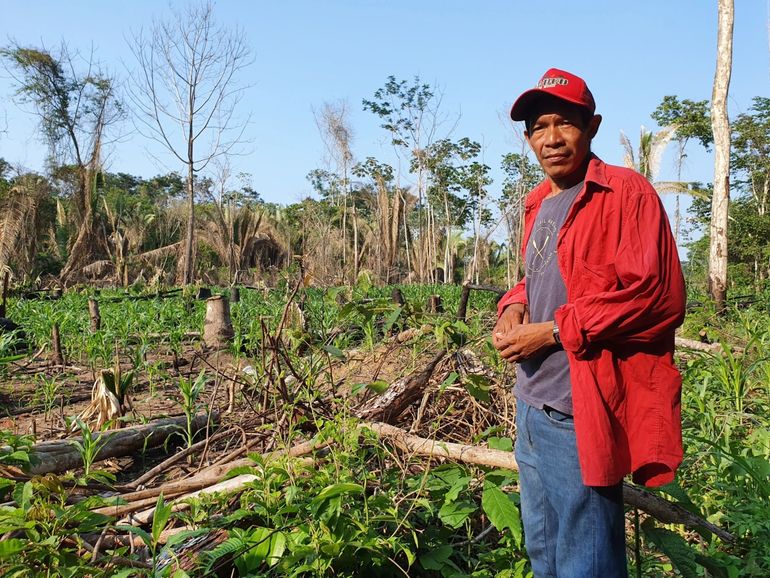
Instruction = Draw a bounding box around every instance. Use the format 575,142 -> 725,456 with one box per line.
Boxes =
177,370 -> 208,449
651,95 -> 713,149
69,418 -> 114,484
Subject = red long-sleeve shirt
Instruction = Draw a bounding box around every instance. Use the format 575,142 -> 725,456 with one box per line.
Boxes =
498,156 -> 686,487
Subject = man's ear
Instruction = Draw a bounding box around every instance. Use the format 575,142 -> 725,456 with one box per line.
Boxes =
588,115 -> 602,139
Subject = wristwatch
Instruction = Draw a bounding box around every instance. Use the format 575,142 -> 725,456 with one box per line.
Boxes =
552,320 -> 561,344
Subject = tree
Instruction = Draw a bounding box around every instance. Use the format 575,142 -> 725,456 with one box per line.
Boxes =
651,96 -> 713,242
500,152 -> 542,286
128,2 -> 251,285
315,101 -> 359,281
352,157 -> 403,283
363,76 -> 445,281
1,43 -> 123,281
709,0 -> 734,311
620,126 -> 678,183
424,138 -> 479,283
731,97 -> 770,217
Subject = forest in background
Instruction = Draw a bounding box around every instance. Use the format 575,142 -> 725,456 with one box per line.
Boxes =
0,4 -> 767,297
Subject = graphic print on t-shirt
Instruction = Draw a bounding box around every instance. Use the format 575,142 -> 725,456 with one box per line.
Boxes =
527,217 -> 559,276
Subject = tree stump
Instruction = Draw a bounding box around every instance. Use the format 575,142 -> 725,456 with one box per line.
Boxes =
203,296 -> 234,350
88,298 -> 101,332
426,294 -> 443,313
230,286 -> 240,303
51,323 -> 64,366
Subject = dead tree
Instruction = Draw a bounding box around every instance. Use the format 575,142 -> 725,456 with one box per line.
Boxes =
1,43 -> 123,282
127,2 -> 252,285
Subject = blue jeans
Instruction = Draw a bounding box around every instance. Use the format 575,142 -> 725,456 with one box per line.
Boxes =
515,399 -> 627,578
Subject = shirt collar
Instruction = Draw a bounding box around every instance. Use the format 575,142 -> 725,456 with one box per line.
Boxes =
525,154 -> 608,210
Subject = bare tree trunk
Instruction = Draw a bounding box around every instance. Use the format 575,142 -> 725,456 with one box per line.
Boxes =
51,322 -> 64,366
0,270 -> 8,318
708,0 -> 734,312
88,298 -> 101,332
183,152 -> 195,285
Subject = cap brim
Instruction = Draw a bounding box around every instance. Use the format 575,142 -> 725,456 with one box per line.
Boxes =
509,89 -> 546,121
509,89 -> 594,122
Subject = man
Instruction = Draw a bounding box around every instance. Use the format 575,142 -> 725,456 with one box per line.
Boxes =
492,68 -> 686,577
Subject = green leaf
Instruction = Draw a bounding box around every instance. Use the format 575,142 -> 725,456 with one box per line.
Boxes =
382,306 -> 403,333
250,527 -> 286,567
642,518 -> 699,578
115,524 -> 152,549
443,475 -> 472,504
438,500 -> 476,528
439,371 -> 459,393
152,493 -> 173,545
487,436 -> 513,452
420,544 -> 454,570
463,373 -> 491,402
0,539 -> 25,559
482,482 -> 522,547
14,481 -> 32,511
322,344 -> 346,360
311,482 -> 363,504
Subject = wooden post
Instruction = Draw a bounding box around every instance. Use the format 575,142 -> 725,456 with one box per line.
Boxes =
456,284 -> 472,321
88,298 -> 101,332
0,271 -> 9,318
391,287 -> 405,306
51,323 -> 64,366
203,296 -> 234,350
426,295 -> 443,313
230,286 -> 240,303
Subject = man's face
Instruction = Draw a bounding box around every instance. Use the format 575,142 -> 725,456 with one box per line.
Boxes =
524,98 -> 601,190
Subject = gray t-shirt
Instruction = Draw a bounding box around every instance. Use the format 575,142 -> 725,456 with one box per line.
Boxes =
514,181 -> 583,415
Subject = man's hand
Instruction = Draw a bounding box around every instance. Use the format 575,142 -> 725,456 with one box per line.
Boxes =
492,303 -> 529,351
493,303 -> 558,362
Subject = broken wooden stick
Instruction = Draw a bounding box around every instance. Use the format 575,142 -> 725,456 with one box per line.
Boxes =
98,436 -> 328,522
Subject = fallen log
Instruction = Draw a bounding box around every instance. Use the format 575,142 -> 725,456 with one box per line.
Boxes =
675,336 -> 723,353
23,412 -> 217,475
355,350 -> 446,423
363,421 -> 735,544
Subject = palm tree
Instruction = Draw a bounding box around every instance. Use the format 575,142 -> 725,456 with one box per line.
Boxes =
620,126 -> 700,244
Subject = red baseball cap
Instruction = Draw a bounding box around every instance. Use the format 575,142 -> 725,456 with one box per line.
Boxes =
510,68 -> 596,121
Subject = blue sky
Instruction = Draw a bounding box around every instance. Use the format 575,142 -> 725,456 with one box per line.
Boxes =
1,0 -> 768,241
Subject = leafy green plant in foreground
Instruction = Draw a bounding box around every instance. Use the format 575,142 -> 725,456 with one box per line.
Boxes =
178,370 -> 208,450
191,419 -> 530,578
